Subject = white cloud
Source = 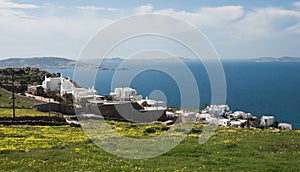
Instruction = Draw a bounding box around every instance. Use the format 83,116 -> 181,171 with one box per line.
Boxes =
1,2 -> 300,59
197,6 -> 244,21
0,0 -> 39,9
232,7 -> 300,39
0,2 -> 115,58
134,4 -> 153,14
286,22 -> 300,34
75,6 -> 121,12
154,6 -> 243,28
149,5 -> 300,40
293,1 -> 300,8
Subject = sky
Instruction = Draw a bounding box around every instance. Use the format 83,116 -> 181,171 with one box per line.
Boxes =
1,0 -> 300,60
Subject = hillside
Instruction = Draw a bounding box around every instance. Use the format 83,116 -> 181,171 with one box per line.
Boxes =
0,57 -> 95,69
0,57 -> 130,70
0,123 -> 299,171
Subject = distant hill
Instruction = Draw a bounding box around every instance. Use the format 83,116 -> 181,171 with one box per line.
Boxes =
251,56 -> 300,62
0,57 -> 96,69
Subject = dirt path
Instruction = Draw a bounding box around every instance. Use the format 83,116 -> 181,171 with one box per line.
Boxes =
0,88 -> 49,104
24,93 -> 58,103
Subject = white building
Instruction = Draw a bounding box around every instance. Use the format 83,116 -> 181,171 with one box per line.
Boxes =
203,105 -> 230,117
229,111 -> 252,119
110,87 -> 142,101
73,87 -> 97,99
42,76 -> 61,91
143,106 -> 166,111
218,118 -> 230,126
42,76 -> 97,99
230,120 -> 247,127
261,116 -> 275,126
278,123 -> 292,130
208,117 -> 218,125
182,111 -> 197,118
166,111 -> 176,118
196,113 -> 211,121
137,96 -> 164,107
60,77 -> 74,96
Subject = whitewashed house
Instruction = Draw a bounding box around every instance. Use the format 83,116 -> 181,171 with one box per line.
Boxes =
42,76 -> 97,99
166,111 -> 176,118
230,120 -> 247,127
278,123 -> 292,130
229,111 -> 252,119
73,87 -> 97,99
196,113 -> 211,121
208,117 -> 219,125
175,110 -> 197,118
42,76 -> 61,91
60,77 -> 74,96
110,87 -> 142,101
203,105 -> 230,117
218,118 -> 230,126
261,116 -> 275,126
229,111 -> 242,119
137,96 -> 164,107
175,110 -> 184,115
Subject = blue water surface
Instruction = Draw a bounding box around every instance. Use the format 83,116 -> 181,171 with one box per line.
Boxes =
46,61 -> 300,129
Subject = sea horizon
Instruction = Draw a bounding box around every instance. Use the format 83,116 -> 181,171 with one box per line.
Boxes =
45,61 -> 300,129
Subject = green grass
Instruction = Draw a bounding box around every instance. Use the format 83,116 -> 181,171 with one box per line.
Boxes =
0,108 -> 53,117
0,89 -> 54,117
0,89 -> 34,107
0,122 -> 299,171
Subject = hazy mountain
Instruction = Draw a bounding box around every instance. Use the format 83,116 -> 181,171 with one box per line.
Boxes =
0,57 -> 96,69
251,56 -> 300,62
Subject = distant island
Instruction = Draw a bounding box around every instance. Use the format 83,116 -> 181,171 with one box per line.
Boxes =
0,56 -> 195,69
251,56 -> 300,62
0,57 -> 88,69
0,57 -> 128,70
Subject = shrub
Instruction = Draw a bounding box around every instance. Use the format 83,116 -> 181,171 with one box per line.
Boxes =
144,127 -> 156,134
161,126 -> 169,131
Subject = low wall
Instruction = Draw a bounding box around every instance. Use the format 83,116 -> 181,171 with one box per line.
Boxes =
35,103 -> 75,115
0,116 -> 67,125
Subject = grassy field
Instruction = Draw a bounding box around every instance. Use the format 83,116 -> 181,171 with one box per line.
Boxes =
0,122 -> 299,171
0,89 -> 34,107
0,89 -> 53,117
0,108 -> 53,117
0,89 -> 299,171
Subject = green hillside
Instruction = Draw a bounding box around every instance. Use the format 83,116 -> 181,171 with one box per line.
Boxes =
0,122 -> 299,171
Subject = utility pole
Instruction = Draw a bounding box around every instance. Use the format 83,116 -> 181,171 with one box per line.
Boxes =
11,72 -> 16,119
47,89 -> 51,116
48,96 -> 50,116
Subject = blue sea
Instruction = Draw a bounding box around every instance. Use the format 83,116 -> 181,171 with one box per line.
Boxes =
46,61 -> 300,129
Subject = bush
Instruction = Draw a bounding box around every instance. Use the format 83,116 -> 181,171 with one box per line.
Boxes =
161,126 -> 169,131
190,128 -> 202,134
145,127 -> 156,134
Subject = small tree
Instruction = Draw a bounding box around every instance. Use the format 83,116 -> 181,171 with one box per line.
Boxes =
35,86 -> 45,96
141,101 -> 149,107
62,93 -> 74,105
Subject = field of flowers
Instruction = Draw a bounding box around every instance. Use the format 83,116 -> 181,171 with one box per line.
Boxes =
0,122 -> 300,171
0,108 -> 53,117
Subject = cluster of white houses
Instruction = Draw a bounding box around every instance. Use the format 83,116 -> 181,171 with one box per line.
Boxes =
41,76 -> 164,107
38,76 -> 293,129
42,75 -> 97,99
165,104 -> 292,130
